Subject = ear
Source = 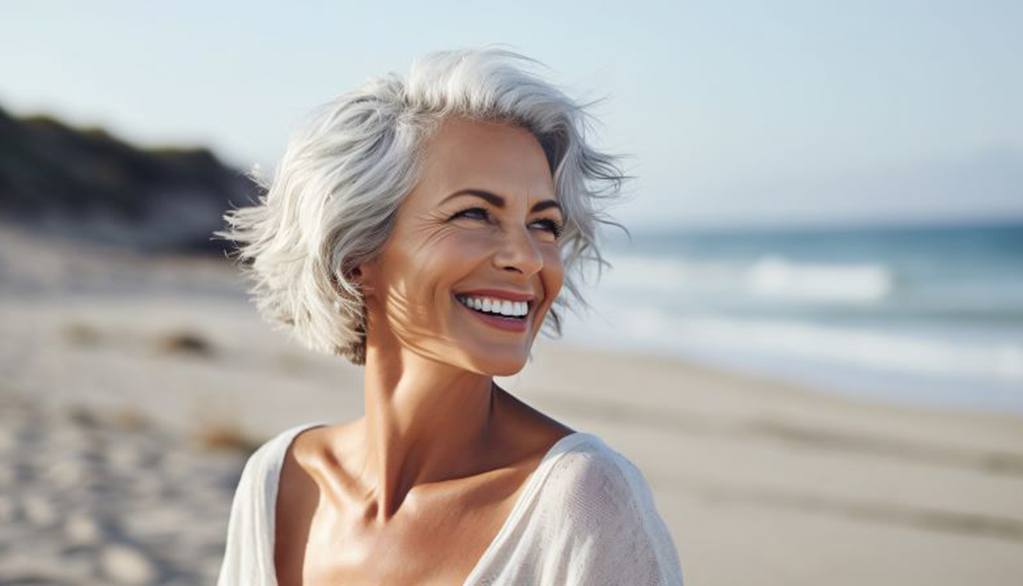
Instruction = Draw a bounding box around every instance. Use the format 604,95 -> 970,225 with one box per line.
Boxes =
349,260 -> 377,298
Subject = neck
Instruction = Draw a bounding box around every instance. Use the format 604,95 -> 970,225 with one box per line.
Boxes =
355,338 -> 499,521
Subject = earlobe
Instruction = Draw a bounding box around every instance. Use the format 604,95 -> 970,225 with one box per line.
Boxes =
350,264 -> 375,297
332,265 -> 373,298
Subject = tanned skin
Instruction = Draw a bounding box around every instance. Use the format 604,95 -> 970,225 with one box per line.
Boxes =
274,117 -> 576,585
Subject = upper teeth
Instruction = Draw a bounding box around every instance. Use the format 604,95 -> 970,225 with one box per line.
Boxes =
457,295 -> 530,317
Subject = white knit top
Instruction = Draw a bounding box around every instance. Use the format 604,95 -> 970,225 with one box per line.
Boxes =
217,422 -> 684,585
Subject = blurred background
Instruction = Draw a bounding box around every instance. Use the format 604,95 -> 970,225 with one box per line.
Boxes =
1,1 -> 1021,585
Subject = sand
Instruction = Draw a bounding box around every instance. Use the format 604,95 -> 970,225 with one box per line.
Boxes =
1,226 -> 1021,585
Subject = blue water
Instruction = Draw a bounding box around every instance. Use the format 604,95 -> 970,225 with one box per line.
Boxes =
557,220 -> 1023,414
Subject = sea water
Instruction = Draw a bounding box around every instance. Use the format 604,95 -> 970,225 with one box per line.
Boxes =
558,220 -> 1023,414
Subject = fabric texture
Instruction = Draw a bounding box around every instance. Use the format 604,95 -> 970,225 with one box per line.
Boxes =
217,422 -> 684,585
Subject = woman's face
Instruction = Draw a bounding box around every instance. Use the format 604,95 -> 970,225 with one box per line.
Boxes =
360,117 -> 564,376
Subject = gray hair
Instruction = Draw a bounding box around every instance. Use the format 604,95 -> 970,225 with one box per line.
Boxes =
218,46 -> 631,365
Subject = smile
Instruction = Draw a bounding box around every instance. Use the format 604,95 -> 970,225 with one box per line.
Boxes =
454,294 -> 530,332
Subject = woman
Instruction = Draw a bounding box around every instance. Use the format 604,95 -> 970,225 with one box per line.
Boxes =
216,47 -> 684,585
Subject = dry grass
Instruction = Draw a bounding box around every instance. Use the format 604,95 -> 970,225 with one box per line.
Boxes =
192,421 -> 261,454
155,330 -> 214,357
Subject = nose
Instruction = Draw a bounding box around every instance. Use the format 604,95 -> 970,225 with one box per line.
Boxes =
494,223 -> 544,277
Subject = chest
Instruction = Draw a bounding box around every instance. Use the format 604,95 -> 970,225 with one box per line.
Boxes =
274,477 -> 525,585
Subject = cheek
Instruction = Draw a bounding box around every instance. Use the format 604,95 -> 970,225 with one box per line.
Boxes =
401,231 -> 480,301
540,247 -> 565,300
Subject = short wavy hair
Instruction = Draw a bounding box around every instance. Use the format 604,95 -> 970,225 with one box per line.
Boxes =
218,46 -> 631,366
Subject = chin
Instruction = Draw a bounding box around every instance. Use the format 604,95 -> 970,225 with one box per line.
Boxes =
490,361 -> 527,377
462,351 -> 529,377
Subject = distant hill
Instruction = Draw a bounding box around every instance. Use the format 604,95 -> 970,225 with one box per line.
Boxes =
0,105 -> 259,254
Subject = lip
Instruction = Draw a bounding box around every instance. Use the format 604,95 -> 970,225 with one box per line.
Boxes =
454,294 -> 529,333
454,288 -> 536,302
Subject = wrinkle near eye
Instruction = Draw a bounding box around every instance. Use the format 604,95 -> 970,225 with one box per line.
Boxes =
410,221 -> 459,248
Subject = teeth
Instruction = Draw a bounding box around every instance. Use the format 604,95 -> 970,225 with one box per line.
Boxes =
457,295 -> 529,317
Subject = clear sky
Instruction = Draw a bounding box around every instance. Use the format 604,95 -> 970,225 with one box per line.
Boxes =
2,0 -> 1021,229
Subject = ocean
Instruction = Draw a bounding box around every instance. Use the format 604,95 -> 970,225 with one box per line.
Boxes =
558,220 -> 1023,414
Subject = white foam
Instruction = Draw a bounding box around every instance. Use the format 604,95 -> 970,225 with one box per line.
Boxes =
563,306 -> 1023,384
603,254 -> 895,305
747,255 -> 894,303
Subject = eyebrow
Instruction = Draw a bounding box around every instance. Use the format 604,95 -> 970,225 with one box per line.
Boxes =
442,189 -> 562,215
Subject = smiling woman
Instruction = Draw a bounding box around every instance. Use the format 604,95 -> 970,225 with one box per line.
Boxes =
214,46 -> 684,585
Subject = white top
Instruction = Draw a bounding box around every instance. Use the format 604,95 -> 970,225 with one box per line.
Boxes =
217,422 -> 685,585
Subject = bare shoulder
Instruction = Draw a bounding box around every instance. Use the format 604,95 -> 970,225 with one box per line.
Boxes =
274,423 -> 349,584
276,426 -> 326,527
278,426 -> 324,497
276,420 -> 368,512
278,422 -> 353,497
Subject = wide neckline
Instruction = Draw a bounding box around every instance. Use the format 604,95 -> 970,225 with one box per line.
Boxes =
265,423 -> 594,586
460,430 -> 594,584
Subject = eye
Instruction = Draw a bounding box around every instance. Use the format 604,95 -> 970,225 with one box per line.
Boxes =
450,207 -> 491,222
450,207 -> 563,240
532,218 -> 564,240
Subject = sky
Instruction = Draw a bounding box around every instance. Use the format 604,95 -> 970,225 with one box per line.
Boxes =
2,0 -> 1021,229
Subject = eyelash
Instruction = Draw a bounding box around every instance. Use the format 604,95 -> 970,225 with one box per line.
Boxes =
452,207 -> 564,239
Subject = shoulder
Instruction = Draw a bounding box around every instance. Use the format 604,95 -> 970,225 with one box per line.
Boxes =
275,422 -> 334,516
543,435 -> 649,521
218,423 -> 328,585
232,422 -> 332,501
541,434 -> 685,585
267,421 -> 335,489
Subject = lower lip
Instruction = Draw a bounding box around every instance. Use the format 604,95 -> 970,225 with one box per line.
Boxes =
456,298 -> 528,332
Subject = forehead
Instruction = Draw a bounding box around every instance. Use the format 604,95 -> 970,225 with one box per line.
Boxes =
413,117 -> 555,204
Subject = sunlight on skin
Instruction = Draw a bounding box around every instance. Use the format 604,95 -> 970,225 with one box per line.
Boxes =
359,116 -> 564,376
336,116 -> 568,519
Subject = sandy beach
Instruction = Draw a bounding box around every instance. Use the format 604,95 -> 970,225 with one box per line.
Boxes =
2,227 -> 1021,585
